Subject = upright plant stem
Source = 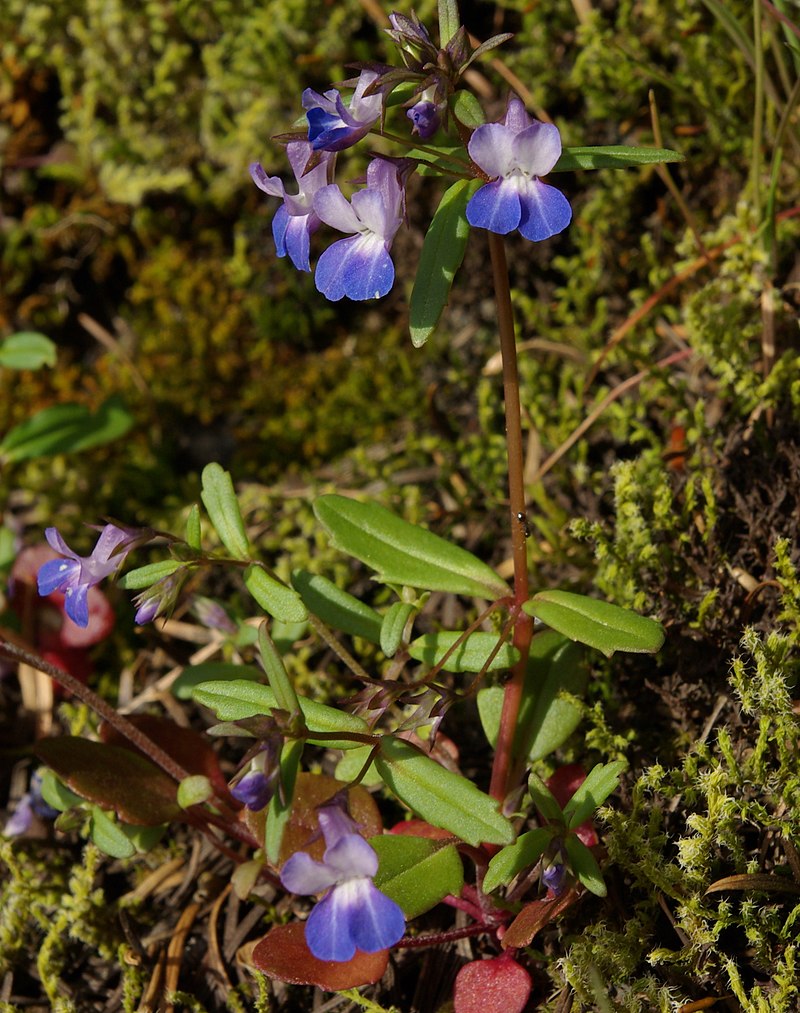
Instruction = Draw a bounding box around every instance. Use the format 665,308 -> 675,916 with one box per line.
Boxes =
486,231 -> 534,802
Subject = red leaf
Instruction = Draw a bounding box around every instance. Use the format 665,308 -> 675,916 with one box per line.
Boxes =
501,886 -> 579,950
453,954 -> 532,1013
388,818 -> 454,840
252,923 -> 389,989
34,736 -> 180,825
99,714 -> 230,798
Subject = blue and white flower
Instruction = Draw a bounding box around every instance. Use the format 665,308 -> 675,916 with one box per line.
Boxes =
303,69 -> 383,153
312,158 -> 405,301
280,803 -> 406,962
37,524 -> 141,628
466,96 -> 572,242
250,142 -> 334,272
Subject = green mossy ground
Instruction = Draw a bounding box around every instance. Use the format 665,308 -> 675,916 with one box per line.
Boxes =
1,1 -> 799,1010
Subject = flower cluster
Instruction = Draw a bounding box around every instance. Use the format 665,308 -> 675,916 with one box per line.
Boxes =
249,16 -> 571,303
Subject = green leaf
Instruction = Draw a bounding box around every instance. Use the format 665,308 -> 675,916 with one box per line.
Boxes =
477,631 -> 588,761
564,834 -> 607,897
380,601 -> 416,657
89,807 -> 136,858
334,745 -> 382,787
0,331 -> 56,370
523,590 -> 665,657
244,565 -> 307,624
483,827 -> 554,893
408,144 -> 470,175
409,178 -> 481,347
374,736 -> 514,847
200,463 -> 250,559
0,396 -> 133,462
314,495 -> 508,600
38,768 -> 83,812
563,760 -> 627,830
171,662 -> 262,700
291,570 -> 382,644
371,834 -> 464,919
526,772 -> 564,825
258,623 -> 301,718
552,145 -> 683,172
438,0 -> 460,45
265,739 -> 304,865
177,775 -> 213,808
192,680 -> 370,749
118,559 -> 185,591
408,631 -> 518,673
451,89 -> 486,129
185,504 -> 201,550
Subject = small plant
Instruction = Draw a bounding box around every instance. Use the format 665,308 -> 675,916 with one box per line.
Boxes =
1,2 -> 685,1007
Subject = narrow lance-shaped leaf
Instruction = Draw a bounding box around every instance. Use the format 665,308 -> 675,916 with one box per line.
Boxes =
314,494 -> 508,600
564,834 -> 607,897
244,565 -> 307,624
438,0 -> 460,45
380,601 -> 416,657
374,735 -> 514,847
409,178 -> 482,347
192,680 -> 370,750
552,145 -> 684,172
523,589 -> 664,657
0,396 -> 134,462
408,631 -> 519,673
563,760 -> 627,830
265,739 -> 304,865
200,463 -> 250,560
483,827 -> 554,894
258,622 -> 301,719
291,570 -> 382,644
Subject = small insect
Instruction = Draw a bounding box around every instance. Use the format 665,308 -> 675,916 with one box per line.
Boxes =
516,511 -> 530,538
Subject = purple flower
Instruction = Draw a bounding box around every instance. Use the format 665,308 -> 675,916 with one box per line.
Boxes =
250,142 -> 334,272
280,804 -> 405,962
542,861 -> 566,895
37,524 -> 140,628
230,770 -> 275,811
313,158 -> 405,302
303,70 -> 383,153
407,100 -> 440,140
466,95 -> 571,242
132,568 -> 186,625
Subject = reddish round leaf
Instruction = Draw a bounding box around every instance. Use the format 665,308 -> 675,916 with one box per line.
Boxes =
252,923 -> 389,989
453,954 -> 532,1013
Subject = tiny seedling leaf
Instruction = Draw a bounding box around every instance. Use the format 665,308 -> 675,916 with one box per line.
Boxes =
523,589 -> 665,657
314,494 -> 508,600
